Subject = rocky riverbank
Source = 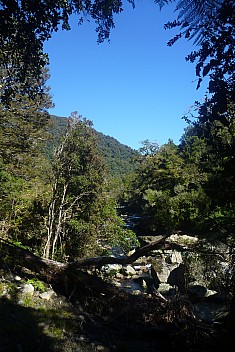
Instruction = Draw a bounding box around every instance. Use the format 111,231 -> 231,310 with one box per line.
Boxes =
0,234 -> 233,352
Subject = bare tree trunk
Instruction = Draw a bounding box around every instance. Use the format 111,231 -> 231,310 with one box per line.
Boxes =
51,183 -> 68,259
43,181 -> 57,259
43,133 -> 70,260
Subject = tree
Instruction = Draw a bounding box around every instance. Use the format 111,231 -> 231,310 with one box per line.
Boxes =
138,139 -> 159,157
0,0 -> 136,101
186,1 -> 235,112
162,0 -> 235,238
161,0 -> 223,42
44,112 -> 136,260
164,0 -> 235,119
0,70 -> 52,193
181,101 -> 235,235
126,140 -> 209,234
0,68 -> 52,245
44,112 -> 103,259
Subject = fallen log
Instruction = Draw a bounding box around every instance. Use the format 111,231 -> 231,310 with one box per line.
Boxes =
67,233 -> 170,269
0,238 -> 229,350
0,234 -> 170,276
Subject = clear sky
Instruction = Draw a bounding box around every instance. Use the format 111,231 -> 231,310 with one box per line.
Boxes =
44,1 -> 208,150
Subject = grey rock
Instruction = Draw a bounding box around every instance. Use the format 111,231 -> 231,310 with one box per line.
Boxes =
142,280 -> 147,289
113,281 -> 122,288
39,290 -> 55,301
158,283 -> 175,295
140,235 -> 163,245
156,264 -> 170,283
123,265 -> 136,276
151,258 -> 170,283
77,315 -> 85,322
115,272 -> 124,279
171,251 -> 183,264
131,290 -> 142,296
169,234 -> 198,246
102,264 -> 122,274
21,283 -> 34,295
205,289 -> 217,298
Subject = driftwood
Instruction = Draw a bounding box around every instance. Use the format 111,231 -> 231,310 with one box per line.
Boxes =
1,233 -> 227,278
67,234 -> 170,269
0,234 -> 170,276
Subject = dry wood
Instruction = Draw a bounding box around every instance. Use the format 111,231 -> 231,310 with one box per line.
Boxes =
0,234 -> 170,276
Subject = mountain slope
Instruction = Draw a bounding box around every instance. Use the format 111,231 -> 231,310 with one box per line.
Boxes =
46,115 -> 139,176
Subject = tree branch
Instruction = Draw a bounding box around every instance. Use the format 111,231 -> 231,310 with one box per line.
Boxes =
0,234 -> 170,276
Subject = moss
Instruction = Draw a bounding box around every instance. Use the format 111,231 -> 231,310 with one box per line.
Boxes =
0,291 -> 82,352
150,258 -> 164,273
0,281 -> 4,295
0,281 -> 18,300
21,293 -> 34,307
26,278 -> 46,292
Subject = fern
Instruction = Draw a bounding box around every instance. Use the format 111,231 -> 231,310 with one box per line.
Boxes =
175,0 -> 224,43
154,0 -> 175,10
154,1 -> 223,43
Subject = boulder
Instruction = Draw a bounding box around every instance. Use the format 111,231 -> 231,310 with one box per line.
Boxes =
205,289 -> 217,298
167,264 -> 186,293
21,283 -> 34,295
115,272 -> 124,279
187,282 -> 207,299
113,281 -> 122,288
122,265 -> 136,276
128,249 -> 136,256
131,290 -> 142,296
169,234 -> 198,246
170,251 -> 183,264
39,290 -> 55,301
102,264 -> 122,274
151,259 -> 170,283
158,283 -> 175,295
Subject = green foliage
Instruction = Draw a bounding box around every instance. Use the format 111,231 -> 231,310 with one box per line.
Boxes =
96,131 -> 140,177
138,139 -> 159,156
0,67 -> 52,182
0,158 -> 50,246
166,0 -> 235,122
181,99 -> 235,236
126,140 -> 209,234
26,279 -> 46,293
44,113 -> 105,259
0,66 -> 53,247
95,195 -> 139,254
44,112 -> 138,260
46,115 -> 140,178
0,0 -> 133,102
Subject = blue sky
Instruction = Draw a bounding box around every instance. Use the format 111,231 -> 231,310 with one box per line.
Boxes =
44,1 -> 208,150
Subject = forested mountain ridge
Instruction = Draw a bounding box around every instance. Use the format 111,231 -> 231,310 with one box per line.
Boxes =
47,115 -> 140,177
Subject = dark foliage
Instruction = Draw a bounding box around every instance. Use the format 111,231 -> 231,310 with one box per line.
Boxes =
0,0 -> 135,102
